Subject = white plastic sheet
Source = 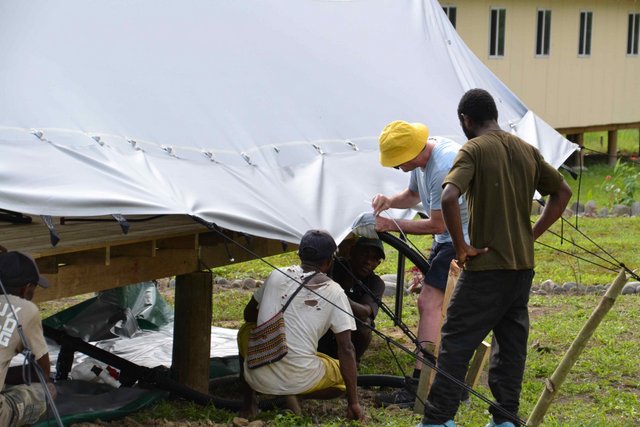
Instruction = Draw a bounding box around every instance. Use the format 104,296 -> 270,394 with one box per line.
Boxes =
0,0 -> 577,244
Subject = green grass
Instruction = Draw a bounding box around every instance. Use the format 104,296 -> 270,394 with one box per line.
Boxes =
125,293 -> 640,426
206,214 -> 638,287
583,129 -> 640,157
560,162 -> 615,208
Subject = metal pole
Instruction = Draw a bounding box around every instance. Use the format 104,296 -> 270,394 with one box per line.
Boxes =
394,234 -> 406,325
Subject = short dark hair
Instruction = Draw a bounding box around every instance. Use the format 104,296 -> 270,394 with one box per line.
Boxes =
457,88 -> 498,124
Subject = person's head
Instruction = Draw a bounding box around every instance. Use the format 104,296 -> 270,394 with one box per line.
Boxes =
0,251 -> 49,301
457,88 -> 499,139
379,120 -> 429,172
298,230 -> 338,272
349,237 -> 385,279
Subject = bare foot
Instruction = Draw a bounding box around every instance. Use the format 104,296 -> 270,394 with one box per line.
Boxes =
284,395 -> 301,415
239,392 -> 259,419
238,404 -> 258,420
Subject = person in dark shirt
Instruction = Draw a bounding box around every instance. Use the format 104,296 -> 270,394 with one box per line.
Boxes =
318,237 -> 386,364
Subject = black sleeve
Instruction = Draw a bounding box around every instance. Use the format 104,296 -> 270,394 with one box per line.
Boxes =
361,275 -> 385,320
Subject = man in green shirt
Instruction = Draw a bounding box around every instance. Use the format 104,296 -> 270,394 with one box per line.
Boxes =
418,89 -> 572,427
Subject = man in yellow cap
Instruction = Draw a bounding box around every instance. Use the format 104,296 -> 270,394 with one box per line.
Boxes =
372,120 -> 469,408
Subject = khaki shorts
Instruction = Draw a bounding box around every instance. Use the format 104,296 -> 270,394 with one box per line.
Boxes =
237,322 -> 346,394
301,352 -> 345,394
0,383 -> 47,427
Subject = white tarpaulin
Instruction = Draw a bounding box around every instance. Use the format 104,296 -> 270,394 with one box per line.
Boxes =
0,0 -> 577,244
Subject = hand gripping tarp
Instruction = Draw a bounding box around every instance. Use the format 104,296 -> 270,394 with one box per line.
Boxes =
0,0 -> 577,244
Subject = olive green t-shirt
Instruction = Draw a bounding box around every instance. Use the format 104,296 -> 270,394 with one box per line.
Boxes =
443,130 -> 564,271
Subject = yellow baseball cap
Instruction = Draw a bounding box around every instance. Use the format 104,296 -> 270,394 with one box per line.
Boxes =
378,120 -> 429,167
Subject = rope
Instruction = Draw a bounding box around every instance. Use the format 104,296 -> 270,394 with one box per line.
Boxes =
381,211 -> 432,269
534,240 -> 620,274
535,223 -> 621,272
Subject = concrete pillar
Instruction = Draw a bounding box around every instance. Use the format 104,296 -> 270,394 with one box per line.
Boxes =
171,271 -> 213,394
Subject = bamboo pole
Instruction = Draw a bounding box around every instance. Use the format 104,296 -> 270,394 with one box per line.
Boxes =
527,269 -> 627,427
414,261 -> 460,414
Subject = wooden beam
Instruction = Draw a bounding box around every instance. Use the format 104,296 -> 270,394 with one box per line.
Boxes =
33,248 -> 198,302
414,342 -> 436,415
556,121 -> 640,135
200,236 -> 291,269
171,271 -> 213,394
2,215 -> 295,301
35,256 -> 59,275
110,241 -> 155,258
157,235 -> 197,250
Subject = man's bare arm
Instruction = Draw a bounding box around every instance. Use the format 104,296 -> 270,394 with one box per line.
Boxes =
335,330 -> 362,420
441,183 -> 487,265
375,209 -> 445,234
371,189 -> 421,216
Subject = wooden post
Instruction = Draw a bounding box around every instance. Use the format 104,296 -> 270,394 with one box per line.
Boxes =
607,130 -> 618,166
527,269 -> 627,427
414,341 -> 436,414
414,261 -> 460,414
464,341 -> 491,388
171,271 -> 213,394
567,134 -> 585,169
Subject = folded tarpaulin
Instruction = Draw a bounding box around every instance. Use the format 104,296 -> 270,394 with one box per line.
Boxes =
0,0 -> 577,244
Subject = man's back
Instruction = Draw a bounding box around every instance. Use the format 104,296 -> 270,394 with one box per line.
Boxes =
244,266 -> 355,395
410,137 -> 469,244
0,295 -> 47,388
445,130 -> 563,271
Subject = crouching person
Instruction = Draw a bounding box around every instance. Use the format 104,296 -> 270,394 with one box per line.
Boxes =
237,230 -> 362,421
318,237 -> 386,365
0,251 -> 56,426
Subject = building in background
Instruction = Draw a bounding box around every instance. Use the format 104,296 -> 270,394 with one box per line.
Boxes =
439,0 -> 639,163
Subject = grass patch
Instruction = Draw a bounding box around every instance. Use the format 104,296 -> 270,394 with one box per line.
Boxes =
583,129 -> 640,157
120,293 -> 640,426
204,214 -> 637,286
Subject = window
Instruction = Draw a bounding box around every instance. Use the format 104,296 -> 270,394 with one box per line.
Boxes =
628,13 -> 640,55
578,11 -> 593,56
490,8 -> 506,57
536,9 -> 551,56
442,6 -> 457,28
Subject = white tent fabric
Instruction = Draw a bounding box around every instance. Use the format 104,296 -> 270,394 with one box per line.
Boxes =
0,0 -> 577,244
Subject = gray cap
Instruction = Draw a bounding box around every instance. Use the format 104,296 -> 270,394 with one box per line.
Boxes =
298,230 -> 338,262
353,237 -> 385,259
0,251 -> 49,289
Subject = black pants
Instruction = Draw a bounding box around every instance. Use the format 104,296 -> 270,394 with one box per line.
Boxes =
422,269 -> 533,425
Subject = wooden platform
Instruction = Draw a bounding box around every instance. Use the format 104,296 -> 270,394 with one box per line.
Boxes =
1,215 -> 292,302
